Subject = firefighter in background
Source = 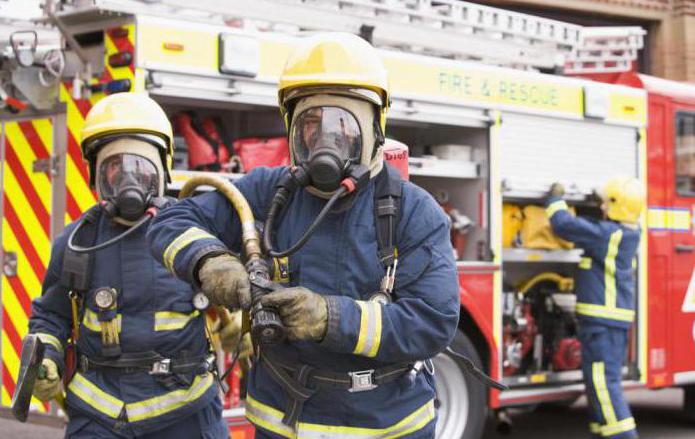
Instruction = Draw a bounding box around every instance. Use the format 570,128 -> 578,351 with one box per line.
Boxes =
27,93 -> 229,438
546,177 -> 644,439
147,33 -> 460,438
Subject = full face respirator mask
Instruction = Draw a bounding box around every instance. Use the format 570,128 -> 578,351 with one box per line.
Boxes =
67,137 -> 167,254
263,93 -> 385,258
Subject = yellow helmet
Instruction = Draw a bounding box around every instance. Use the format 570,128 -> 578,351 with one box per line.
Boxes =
80,92 -> 173,184
602,176 -> 645,224
277,32 -> 390,132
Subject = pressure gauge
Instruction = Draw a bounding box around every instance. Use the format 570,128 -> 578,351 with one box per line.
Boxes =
193,292 -> 210,311
94,287 -> 117,310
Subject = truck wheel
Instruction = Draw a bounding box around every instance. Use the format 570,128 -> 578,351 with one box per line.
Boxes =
434,331 -> 488,439
683,385 -> 695,422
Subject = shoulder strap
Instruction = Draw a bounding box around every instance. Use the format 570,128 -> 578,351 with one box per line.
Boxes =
373,163 -> 403,268
61,206 -> 102,293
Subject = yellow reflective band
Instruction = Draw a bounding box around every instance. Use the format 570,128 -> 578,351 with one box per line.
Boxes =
592,362 -> 617,425
154,310 -> 201,331
590,422 -> 601,434
546,200 -> 569,218
352,301 -> 383,358
575,303 -> 635,322
163,227 -> 216,273
35,333 -> 63,355
68,373 -> 124,418
601,417 -> 636,437
579,257 -> 593,270
604,230 -> 623,309
245,394 -> 435,439
126,373 -> 214,422
82,309 -> 122,333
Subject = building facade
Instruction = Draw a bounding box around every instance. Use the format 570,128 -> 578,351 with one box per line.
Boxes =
472,0 -> 695,81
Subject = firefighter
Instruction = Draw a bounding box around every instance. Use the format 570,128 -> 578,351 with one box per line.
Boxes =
546,177 -> 644,439
147,32 -> 460,438
27,93 -> 229,438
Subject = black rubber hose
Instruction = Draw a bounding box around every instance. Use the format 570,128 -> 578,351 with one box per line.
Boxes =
264,186 -> 347,258
67,213 -> 152,253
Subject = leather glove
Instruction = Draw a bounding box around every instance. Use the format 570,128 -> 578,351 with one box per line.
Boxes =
260,287 -> 328,342
549,182 -> 565,197
33,359 -> 61,402
198,254 -> 251,310
215,311 -> 254,358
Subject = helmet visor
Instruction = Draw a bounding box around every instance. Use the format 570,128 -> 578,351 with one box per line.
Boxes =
290,106 -> 362,165
98,153 -> 159,199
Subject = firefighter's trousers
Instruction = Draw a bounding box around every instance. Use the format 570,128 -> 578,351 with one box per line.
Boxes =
64,398 -> 228,439
579,323 -> 638,439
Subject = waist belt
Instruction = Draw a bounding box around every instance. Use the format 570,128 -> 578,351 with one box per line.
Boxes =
79,351 -> 212,376
260,350 -> 411,427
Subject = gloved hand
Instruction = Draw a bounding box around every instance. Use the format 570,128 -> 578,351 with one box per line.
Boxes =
260,287 -> 328,342
548,182 -> 565,197
198,254 -> 251,310
215,310 -> 254,358
33,359 -> 61,402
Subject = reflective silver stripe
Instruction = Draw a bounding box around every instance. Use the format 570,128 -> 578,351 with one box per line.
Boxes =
246,395 -> 435,439
35,333 -> 63,355
126,373 -> 214,422
154,310 -> 201,331
163,227 -> 216,273
353,301 -> 383,358
68,373 -> 124,418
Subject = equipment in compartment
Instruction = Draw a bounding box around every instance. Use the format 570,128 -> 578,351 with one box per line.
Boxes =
174,112 -> 238,172
434,190 -> 473,260
233,137 -> 290,172
502,203 -> 574,250
502,272 -> 581,376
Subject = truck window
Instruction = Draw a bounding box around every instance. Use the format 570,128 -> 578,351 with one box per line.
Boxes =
676,112 -> 695,197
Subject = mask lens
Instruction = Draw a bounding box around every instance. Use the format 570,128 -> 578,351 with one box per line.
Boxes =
291,106 -> 362,165
98,154 -> 159,199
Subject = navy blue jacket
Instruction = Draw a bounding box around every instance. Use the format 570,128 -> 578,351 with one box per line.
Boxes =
29,214 -> 217,436
546,196 -> 641,329
147,166 -> 460,437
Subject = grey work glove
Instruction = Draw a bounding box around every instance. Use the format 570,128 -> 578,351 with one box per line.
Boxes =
549,182 -> 565,197
198,254 -> 251,310
32,359 -> 61,402
260,287 -> 328,342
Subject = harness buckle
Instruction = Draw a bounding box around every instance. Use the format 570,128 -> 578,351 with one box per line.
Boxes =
149,358 -> 171,375
348,369 -> 377,392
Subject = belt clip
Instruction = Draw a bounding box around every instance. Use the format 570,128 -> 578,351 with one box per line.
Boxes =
79,355 -> 89,373
149,358 -> 171,375
348,369 -> 377,392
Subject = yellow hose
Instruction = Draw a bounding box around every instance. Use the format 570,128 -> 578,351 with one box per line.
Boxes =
178,175 -> 261,330
517,272 -> 574,295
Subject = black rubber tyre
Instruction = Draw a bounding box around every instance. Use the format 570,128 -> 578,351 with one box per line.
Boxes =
683,385 -> 695,422
434,330 -> 488,439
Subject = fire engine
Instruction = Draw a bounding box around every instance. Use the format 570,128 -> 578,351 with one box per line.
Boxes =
0,1 -> 692,439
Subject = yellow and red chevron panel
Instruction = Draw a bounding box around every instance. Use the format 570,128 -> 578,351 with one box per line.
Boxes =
0,24 -> 137,408
0,119 -> 54,411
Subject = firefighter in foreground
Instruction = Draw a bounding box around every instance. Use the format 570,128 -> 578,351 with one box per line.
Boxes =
546,178 -> 644,439
27,93 -> 229,438
147,32 -> 460,438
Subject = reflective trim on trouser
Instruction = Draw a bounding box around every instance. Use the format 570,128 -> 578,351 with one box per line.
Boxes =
68,372 -> 214,423
246,394 -> 435,439
353,300 -> 383,358
601,417 -> 636,437
593,362 -> 617,425
154,310 -> 201,331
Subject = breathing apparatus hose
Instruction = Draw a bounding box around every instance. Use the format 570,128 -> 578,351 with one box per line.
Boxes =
179,175 -> 284,345
67,209 -> 153,254
263,185 -> 347,258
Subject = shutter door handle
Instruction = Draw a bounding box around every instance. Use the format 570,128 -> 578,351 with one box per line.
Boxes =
675,244 -> 695,253
3,251 -> 17,276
